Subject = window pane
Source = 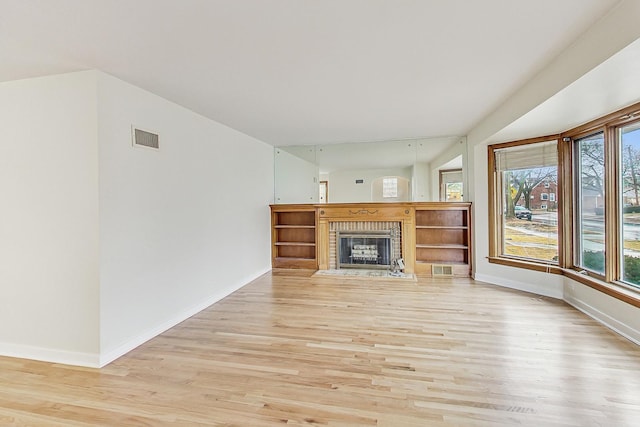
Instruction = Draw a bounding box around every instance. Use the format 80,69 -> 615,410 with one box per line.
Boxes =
382,177 -> 398,198
495,141 -> 559,262
620,122 -> 640,288
445,182 -> 463,201
440,169 -> 463,201
575,133 -> 605,274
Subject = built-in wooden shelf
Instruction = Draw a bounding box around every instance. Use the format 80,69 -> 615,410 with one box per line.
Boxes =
416,260 -> 468,265
414,203 -> 471,276
271,202 -> 472,275
416,244 -> 468,249
271,205 -> 318,269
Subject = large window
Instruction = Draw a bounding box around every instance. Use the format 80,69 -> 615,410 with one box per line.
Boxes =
570,118 -> 640,290
574,132 -> 606,276
488,102 -> 640,303
620,121 -> 640,288
491,140 -> 559,263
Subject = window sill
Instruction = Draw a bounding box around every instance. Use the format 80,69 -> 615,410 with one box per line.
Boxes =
487,256 -> 640,308
487,256 -> 563,274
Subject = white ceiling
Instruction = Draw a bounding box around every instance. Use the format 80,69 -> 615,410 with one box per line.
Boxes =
489,37 -> 640,144
0,0 -> 622,146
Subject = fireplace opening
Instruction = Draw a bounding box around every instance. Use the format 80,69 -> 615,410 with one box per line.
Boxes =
337,230 -> 393,269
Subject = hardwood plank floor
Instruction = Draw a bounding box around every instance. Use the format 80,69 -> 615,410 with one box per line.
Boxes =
2,271 -> 640,426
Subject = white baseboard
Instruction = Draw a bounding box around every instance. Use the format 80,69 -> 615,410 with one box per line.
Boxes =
99,267 -> 271,367
474,271 -> 640,345
0,342 -> 100,368
473,272 -> 564,299
564,294 -> 640,345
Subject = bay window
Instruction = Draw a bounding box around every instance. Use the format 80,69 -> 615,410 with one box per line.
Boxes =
488,101 -> 640,303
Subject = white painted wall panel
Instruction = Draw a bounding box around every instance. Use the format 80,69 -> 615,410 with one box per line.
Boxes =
327,167 -> 412,203
564,277 -> 640,344
96,73 -> 273,364
0,71 -> 100,366
274,148 -> 319,204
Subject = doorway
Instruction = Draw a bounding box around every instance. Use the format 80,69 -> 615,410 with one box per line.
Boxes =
319,181 -> 328,203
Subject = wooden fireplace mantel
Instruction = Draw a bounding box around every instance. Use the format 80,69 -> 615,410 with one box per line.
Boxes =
270,202 -> 472,277
315,204 -> 415,272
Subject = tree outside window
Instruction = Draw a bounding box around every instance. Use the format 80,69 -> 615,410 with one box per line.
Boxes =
493,140 -> 559,262
575,133 -> 606,275
620,122 -> 640,287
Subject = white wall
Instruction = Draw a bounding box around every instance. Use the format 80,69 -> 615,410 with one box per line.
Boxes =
274,148 -> 319,204
429,138 -> 467,201
0,70 -> 274,367
327,167 -> 412,203
564,277 -> 640,344
96,72 -> 274,365
0,71 -> 100,366
412,162 -> 431,201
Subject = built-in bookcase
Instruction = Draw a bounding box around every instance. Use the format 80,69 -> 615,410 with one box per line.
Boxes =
270,202 -> 471,275
414,204 -> 471,276
271,206 -> 317,269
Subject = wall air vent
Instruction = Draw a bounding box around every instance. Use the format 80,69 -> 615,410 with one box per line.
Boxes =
132,127 -> 159,150
432,264 -> 454,277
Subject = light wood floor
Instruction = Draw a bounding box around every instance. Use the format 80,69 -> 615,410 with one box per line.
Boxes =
2,271 -> 640,426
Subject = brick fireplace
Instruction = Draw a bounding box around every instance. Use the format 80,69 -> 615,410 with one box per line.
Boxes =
330,221 -> 401,270
317,204 -> 416,273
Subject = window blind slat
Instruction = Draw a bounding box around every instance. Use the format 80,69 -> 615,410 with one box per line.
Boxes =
495,140 -> 557,171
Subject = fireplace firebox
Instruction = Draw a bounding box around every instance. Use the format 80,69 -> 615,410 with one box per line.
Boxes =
336,230 -> 393,269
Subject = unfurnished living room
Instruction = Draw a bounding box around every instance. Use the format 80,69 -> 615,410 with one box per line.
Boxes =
2,1 -> 640,426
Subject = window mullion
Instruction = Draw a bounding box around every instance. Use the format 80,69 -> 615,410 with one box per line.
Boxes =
558,138 -> 572,268
488,148 -> 499,258
604,126 -> 620,282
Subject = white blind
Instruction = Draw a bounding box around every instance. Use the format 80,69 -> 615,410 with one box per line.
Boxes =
441,170 -> 463,183
495,140 -> 557,171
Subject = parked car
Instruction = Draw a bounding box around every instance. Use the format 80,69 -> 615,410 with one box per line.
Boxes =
514,205 -> 532,220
